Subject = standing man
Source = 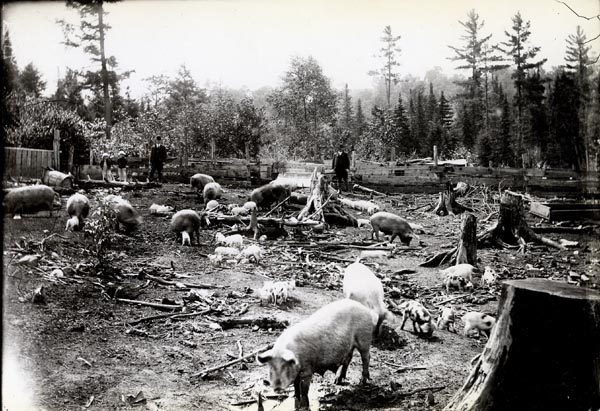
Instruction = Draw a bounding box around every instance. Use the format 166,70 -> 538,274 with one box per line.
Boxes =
149,136 -> 167,182
332,146 -> 350,192
117,151 -> 128,183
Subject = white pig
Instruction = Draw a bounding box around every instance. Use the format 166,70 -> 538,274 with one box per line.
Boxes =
444,273 -> 474,293
440,264 -> 477,282
239,244 -> 263,263
343,261 -> 393,336
463,311 -> 496,339
257,299 -> 376,408
214,246 -> 241,257
398,300 -> 434,336
481,266 -> 498,286
214,233 -> 244,248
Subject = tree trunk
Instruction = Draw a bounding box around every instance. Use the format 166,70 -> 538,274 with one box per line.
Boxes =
421,213 -> 477,267
432,188 -> 473,216
455,213 -> 477,264
445,279 -> 600,411
97,4 -> 111,139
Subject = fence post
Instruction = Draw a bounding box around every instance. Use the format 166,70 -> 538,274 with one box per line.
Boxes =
53,129 -> 60,170
433,145 -> 438,166
390,147 -> 396,162
210,137 -> 215,162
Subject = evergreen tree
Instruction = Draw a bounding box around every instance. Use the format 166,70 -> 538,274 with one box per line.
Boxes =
547,71 -> 582,170
498,12 -> 547,158
448,10 -> 491,150
1,28 -> 20,133
369,25 -> 402,108
439,91 -> 453,129
54,68 -> 86,118
18,63 -> 46,97
354,98 -> 367,143
339,83 -> 354,147
391,93 -> 411,155
58,1 -> 130,138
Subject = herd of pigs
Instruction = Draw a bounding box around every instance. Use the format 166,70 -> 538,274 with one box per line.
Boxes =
3,173 -> 498,408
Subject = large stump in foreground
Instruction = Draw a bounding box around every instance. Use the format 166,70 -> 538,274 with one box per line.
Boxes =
445,279 -> 600,411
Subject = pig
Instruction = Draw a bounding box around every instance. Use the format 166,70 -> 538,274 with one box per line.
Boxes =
250,183 -> 291,209
243,201 -> 257,211
369,211 -> 414,245
113,198 -> 143,232
258,281 -> 276,305
239,244 -> 263,263
208,254 -> 223,267
358,249 -> 389,261
273,280 -> 296,305
202,182 -> 223,205
190,173 -> 215,192
65,193 -> 90,231
356,218 -> 371,228
205,199 -> 220,211
398,300 -> 434,337
3,185 -> 58,215
440,264 -> 477,283
257,299 -> 376,408
230,206 -> 248,216
463,312 -> 496,339
444,274 -> 474,293
436,305 -> 457,332
343,261 -> 393,336
214,246 -> 241,257
170,209 -> 203,246
481,266 -> 498,286
214,233 -> 244,248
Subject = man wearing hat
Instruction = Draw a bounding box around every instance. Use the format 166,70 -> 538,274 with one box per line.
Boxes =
117,151 -> 128,183
150,136 -> 167,182
332,145 -> 350,192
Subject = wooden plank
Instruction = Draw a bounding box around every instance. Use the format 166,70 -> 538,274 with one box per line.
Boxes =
530,202 -> 551,219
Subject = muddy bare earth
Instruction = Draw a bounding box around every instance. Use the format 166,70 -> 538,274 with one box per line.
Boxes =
3,183 -> 599,410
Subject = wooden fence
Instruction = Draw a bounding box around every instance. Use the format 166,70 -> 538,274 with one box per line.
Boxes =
4,147 -> 55,179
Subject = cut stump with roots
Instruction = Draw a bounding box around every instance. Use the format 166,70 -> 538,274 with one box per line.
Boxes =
444,279 -> 600,411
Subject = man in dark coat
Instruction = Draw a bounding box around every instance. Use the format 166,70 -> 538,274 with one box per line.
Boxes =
149,136 -> 167,182
332,146 -> 350,191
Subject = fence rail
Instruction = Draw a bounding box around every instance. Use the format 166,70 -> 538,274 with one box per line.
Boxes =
4,147 -> 55,179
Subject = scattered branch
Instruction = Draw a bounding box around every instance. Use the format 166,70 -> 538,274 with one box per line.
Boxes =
190,343 -> 274,379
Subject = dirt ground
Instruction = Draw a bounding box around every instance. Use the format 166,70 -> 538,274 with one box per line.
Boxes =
3,182 -> 599,411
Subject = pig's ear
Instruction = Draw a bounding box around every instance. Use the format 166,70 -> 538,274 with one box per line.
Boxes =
257,350 -> 273,364
280,349 -> 299,366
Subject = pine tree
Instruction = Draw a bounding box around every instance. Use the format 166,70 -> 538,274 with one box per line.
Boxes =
565,26 -> 594,170
547,71 -> 582,169
439,91 -> 453,129
354,98 -> 367,143
1,28 -> 20,133
339,83 -> 354,147
19,62 -> 46,97
391,93 -> 411,155
57,1 -> 130,139
369,25 -> 402,108
498,12 -> 547,158
54,68 -> 86,118
448,10 -> 491,151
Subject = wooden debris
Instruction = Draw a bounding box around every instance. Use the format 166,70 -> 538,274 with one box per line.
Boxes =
116,298 -> 183,311
353,184 -> 386,197
191,343 -> 274,379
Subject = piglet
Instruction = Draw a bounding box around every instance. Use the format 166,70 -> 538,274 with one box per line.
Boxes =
481,266 -> 498,286
463,311 -> 496,339
257,299 -> 376,409
436,305 -> 457,332
398,300 -> 434,337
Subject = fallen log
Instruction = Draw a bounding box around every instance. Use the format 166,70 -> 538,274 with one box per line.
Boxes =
352,184 -> 386,197
116,298 -> 182,311
445,279 -> 600,411
77,179 -> 161,190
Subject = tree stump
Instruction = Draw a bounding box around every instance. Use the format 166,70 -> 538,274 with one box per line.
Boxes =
421,213 -> 477,267
445,279 -> 600,411
432,185 -> 473,216
478,191 -> 565,251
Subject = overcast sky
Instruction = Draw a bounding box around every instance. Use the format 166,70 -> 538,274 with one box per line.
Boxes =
3,0 -> 599,99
